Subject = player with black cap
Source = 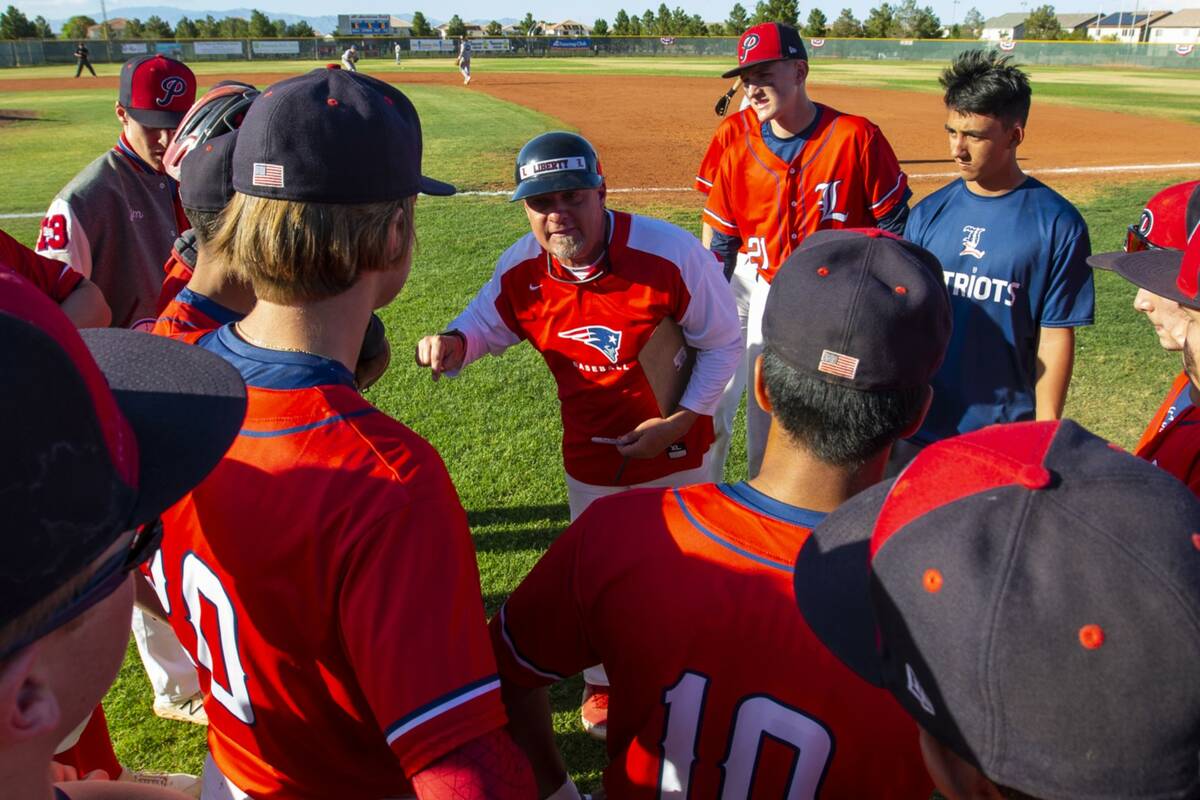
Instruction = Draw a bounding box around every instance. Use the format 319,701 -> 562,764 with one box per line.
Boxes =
417,130 -> 741,738
489,229 -> 949,797
0,271 -> 245,799
793,415 -> 1200,799
152,66 -> 535,800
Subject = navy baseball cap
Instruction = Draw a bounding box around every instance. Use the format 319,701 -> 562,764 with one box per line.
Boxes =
722,22 -> 808,79
118,54 -> 197,129
763,229 -> 952,391
232,67 -> 454,204
1088,181 -> 1200,307
0,271 -> 245,634
794,420 -> 1200,798
181,130 -> 237,213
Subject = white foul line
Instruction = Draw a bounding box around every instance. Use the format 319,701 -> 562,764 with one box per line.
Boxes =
4,161 -> 1198,218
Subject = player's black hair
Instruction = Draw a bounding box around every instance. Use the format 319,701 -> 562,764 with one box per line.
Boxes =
761,347 -> 926,468
940,49 -> 1032,126
183,207 -> 221,244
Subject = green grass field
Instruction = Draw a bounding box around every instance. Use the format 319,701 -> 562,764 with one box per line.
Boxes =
0,63 -> 1188,791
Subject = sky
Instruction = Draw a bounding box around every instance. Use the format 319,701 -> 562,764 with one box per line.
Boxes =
20,0 -> 1193,29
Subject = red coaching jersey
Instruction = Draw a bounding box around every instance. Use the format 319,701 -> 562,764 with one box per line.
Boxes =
694,107 -> 758,195
0,228 -> 83,302
703,105 -> 908,282
150,287 -> 241,341
450,210 -> 741,486
154,326 -> 506,800
1135,371 -> 1193,454
1137,386 -> 1200,496
491,482 -> 932,799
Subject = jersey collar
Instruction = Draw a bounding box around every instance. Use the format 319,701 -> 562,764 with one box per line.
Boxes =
114,133 -> 163,176
544,210 -> 618,285
718,481 -> 828,528
175,288 -> 245,327
199,323 -> 357,391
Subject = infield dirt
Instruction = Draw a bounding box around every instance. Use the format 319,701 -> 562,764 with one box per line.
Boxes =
10,70 -> 1198,204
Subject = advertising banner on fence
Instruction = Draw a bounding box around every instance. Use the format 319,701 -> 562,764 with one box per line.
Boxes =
551,37 -> 592,48
474,38 -> 511,51
194,41 -> 244,55
155,42 -> 183,56
410,38 -> 457,51
121,43 -> 147,54
252,40 -> 300,54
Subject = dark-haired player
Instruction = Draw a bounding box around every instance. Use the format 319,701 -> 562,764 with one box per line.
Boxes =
490,230 -> 948,798
900,50 -> 1094,463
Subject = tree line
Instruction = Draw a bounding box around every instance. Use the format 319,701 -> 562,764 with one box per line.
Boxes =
0,1 -> 1091,42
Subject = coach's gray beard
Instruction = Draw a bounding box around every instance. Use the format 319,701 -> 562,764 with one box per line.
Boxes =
549,233 -> 587,261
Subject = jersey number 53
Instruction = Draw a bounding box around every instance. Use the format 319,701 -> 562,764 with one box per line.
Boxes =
658,671 -> 833,799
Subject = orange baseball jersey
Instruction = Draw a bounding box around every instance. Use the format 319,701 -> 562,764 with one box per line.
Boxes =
703,105 -> 908,282
491,482 -> 932,799
1135,371 -> 1193,454
0,228 -> 83,302
694,106 -> 758,195
153,325 -> 506,799
449,210 -> 741,486
1137,385 -> 1200,496
154,231 -> 198,315
150,287 -> 241,341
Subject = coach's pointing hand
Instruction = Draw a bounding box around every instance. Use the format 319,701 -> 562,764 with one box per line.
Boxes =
415,331 -> 466,380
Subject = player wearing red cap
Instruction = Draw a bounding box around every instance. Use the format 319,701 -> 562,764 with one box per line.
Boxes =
155,69 -> 533,800
491,230 -> 947,799
1089,182 -> 1200,492
38,54 -> 197,329
703,22 -> 910,477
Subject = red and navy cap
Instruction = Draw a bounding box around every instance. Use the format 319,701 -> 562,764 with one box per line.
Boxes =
232,67 -> 454,204
118,54 -> 197,129
722,22 -> 808,79
1088,181 -> 1200,306
180,129 -> 237,213
794,420 -> 1200,798
763,229 -> 952,391
0,272 -> 244,628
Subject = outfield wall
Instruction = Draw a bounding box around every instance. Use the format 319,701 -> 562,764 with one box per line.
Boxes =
2,35 -> 1198,69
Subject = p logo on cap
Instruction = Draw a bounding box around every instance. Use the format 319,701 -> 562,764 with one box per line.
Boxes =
740,33 -> 761,62
157,76 -> 189,107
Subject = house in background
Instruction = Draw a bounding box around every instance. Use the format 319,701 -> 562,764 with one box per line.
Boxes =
1056,12 -> 1102,35
1088,11 -> 1171,41
1148,8 -> 1200,43
542,19 -> 590,36
437,22 -> 484,37
980,12 -> 1027,39
85,17 -> 129,38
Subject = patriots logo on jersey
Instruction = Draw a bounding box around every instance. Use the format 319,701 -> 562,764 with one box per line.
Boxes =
558,325 -> 622,364
959,226 -> 987,259
157,76 -> 188,107
814,180 -> 848,223
739,33 -> 761,62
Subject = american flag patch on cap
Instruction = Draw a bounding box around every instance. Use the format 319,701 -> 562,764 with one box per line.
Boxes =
252,162 -> 284,188
818,349 -> 859,379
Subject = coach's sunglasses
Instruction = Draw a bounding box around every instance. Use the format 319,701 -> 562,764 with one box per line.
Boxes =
1125,225 -> 1165,254
0,520 -> 162,663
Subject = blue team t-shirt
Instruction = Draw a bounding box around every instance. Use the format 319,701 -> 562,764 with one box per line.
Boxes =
905,177 -> 1094,443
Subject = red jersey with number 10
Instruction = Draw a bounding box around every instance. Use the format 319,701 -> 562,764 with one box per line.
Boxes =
155,327 -> 506,800
703,105 -> 908,283
490,482 -> 931,799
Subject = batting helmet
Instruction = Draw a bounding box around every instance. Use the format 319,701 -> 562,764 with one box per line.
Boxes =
1126,180 -> 1200,253
163,80 -> 260,181
511,131 -> 604,203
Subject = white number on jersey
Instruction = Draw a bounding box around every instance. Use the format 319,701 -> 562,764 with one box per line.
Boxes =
657,670 -> 833,799
745,236 -> 770,274
180,553 -> 256,724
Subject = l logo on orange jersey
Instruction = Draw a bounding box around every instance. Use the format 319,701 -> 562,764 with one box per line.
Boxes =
814,180 -> 848,223
558,325 -> 622,364
739,33 -> 760,63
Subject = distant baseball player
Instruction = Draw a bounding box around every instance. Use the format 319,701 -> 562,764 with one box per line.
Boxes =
0,228 -> 109,327
1088,182 -> 1200,491
457,37 -> 472,85
155,67 -> 534,800
900,50 -> 1094,465
704,22 -> 911,478
491,230 -> 948,798
341,44 -> 359,71
395,41 -> 402,65
38,54 -> 196,329
793,418 -> 1200,800
73,41 -> 96,77
0,270 -> 244,800
418,131 -> 740,738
